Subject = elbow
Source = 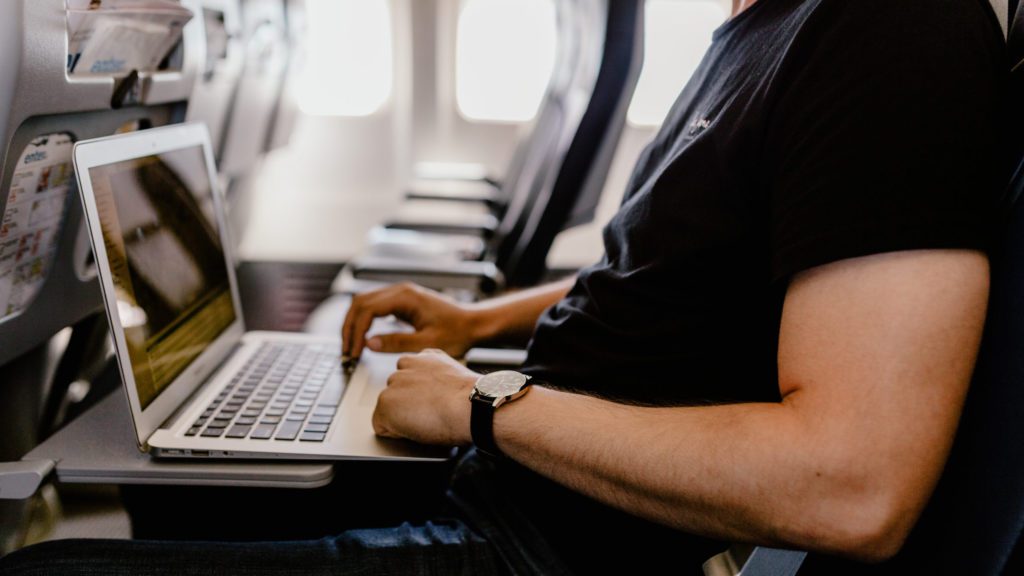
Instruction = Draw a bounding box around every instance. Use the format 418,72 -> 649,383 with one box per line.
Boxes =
814,486 -> 918,563
787,457 -> 921,563
839,506 -> 912,564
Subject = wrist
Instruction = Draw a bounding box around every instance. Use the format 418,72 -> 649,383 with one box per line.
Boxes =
451,373 -> 477,446
465,303 -> 506,346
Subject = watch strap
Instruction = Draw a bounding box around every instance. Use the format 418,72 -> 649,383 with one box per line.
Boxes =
470,375 -> 543,459
471,394 -> 502,459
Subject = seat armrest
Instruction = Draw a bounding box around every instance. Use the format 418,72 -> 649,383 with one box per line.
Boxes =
414,161 -> 496,185
350,257 -> 505,294
703,545 -> 807,576
464,348 -> 528,371
366,227 -> 487,262
384,213 -> 499,238
405,179 -> 502,206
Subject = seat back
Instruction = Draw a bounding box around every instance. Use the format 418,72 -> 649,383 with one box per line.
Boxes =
494,0 -> 643,287
0,0 -> 208,554
485,0 -> 582,211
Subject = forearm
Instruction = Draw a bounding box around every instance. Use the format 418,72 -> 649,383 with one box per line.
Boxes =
493,386 -> 936,562
467,276 -> 575,346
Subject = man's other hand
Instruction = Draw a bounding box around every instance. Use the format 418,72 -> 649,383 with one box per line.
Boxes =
342,283 -> 483,360
372,349 -> 477,446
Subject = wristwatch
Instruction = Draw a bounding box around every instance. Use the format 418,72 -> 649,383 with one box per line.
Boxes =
469,370 -> 533,459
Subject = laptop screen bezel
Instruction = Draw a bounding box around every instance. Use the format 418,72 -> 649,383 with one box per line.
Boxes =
73,123 -> 246,450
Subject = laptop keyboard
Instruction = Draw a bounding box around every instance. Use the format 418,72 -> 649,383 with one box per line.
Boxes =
185,342 -> 346,442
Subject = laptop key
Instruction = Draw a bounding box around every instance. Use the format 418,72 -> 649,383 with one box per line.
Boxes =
235,416 -> 257,425
201,427 -> 225,438
309,415 -> 333,425
250,425 -> 276,440
226,425 -> 252,439
299,432 -> 326,442
260,416 -> 281,424
304,423 -> 329,433
275,420 -> 302,440
186,426 -> 202,436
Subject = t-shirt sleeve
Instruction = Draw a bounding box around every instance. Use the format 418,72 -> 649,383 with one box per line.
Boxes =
765,0 -> 1006,283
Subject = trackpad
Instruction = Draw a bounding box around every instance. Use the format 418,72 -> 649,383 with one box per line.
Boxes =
357,352 -> 399,407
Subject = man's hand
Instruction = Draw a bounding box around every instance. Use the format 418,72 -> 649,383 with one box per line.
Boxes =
372,349 -> 477,446
341,277 -> 577,360
342,283 -> 483,359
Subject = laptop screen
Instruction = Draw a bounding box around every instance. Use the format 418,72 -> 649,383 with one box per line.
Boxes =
88,144 -> 236,409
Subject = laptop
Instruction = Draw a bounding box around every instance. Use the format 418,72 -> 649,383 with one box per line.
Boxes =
73,122 -> 450,462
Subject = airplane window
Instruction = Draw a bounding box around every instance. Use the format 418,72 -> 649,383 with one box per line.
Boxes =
298,0 -> 393,116
456,0 -> 557,123
627,0 -> 726,127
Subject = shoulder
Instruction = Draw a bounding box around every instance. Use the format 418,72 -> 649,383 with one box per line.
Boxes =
808,0 -> 1003,49
772,0 -> 1004,87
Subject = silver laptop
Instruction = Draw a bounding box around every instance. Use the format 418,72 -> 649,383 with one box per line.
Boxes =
73,122 -> 450,462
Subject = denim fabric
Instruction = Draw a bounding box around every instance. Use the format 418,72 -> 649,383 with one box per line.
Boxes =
0,450 -> 573,576
0,522 -> 501,576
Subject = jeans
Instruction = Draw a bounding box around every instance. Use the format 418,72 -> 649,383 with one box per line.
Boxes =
0,450 -> 575,576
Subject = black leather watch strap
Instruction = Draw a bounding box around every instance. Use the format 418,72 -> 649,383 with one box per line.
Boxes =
470,376 -> 541,459
471,394 -> 502,459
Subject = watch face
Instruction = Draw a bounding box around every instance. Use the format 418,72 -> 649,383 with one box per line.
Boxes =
476,371 -> 530,399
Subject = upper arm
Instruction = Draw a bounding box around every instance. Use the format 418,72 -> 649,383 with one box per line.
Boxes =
765,1 -> 1003,283
777,249 -> 989,550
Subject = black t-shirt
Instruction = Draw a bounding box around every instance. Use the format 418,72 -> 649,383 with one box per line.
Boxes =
507,0 -> 1006,573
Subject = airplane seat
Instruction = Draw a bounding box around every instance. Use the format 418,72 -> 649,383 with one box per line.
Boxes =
384,0 -> 585,229
302,0 -> 642,333
0,0 -> 209,555
185,0 -> 246,160
334,0 -> 644,302
369,0 -> 584,246
215,0 -> 291,245
264,0 -> 307,155
497,0 -> 644,287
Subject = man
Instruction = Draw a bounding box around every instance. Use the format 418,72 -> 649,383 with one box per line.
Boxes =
342,0 -> 1003,572
0,0 -> 1005,574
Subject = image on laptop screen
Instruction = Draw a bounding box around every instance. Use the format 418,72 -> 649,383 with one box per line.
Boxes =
88,145 -> 236,409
